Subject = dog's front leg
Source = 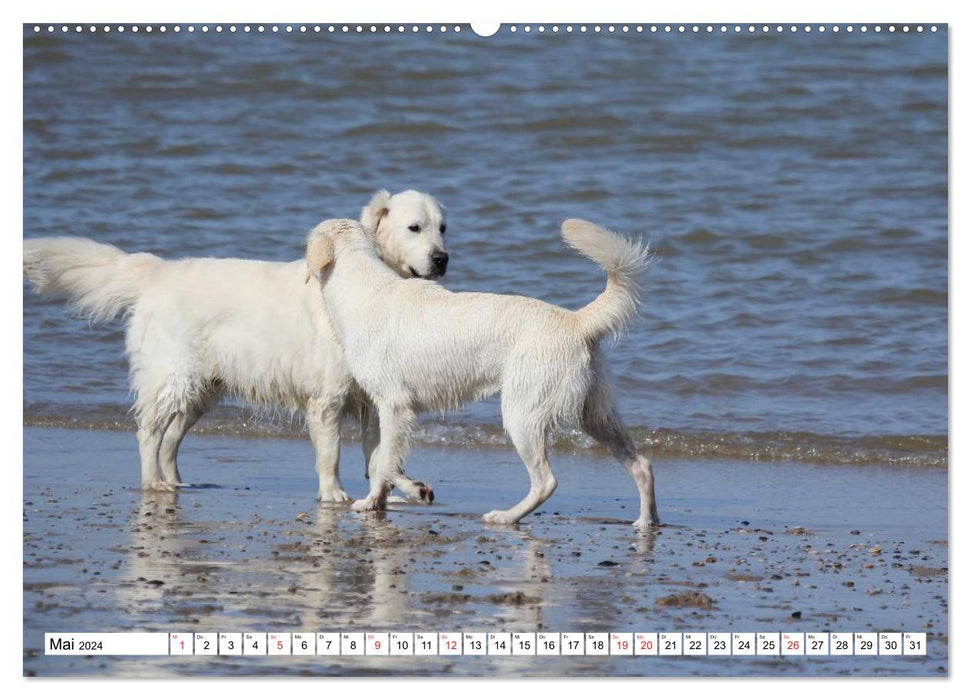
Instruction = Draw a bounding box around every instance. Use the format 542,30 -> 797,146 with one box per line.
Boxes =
361,399 -> 435,504
307,396 -> 350,502
360,399 -> 380,481
351,405 -> 433,511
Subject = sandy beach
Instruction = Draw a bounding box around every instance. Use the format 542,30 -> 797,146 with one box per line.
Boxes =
22,426 -> 947,677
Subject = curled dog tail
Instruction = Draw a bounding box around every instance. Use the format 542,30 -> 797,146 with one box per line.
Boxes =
561,219 -> 651,343
23,237 -> 162,323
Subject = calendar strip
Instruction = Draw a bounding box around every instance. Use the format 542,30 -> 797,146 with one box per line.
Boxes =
45,632 -> 927,657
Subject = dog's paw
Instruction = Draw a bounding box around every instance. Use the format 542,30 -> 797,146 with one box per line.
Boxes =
417,482 -> 435,504
147,481 -> 178,493
398,480 -> 435,504
317,488 -> 351,503
351,494 -> 387,512
482,509 -> 517,525
633,517 -> 660,529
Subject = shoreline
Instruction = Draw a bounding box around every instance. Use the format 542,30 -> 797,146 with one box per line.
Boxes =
21,408 -> 948,469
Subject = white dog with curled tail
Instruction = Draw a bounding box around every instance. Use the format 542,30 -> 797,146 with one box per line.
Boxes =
306,217 -> 659,528
23,190 -> 448,501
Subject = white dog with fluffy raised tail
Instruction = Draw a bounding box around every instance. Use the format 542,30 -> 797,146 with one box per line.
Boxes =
23,190 -> 448,501
306,217 -> 659,528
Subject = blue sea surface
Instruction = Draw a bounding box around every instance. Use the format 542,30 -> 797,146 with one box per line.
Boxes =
22,26 -> 948,467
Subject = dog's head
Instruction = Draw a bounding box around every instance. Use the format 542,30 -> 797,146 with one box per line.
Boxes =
360,189 -> 449,280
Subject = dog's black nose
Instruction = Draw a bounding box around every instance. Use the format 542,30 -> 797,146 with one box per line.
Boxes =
431,251 -> 449,274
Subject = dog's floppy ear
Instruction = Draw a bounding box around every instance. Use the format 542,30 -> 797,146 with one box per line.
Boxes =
360,189 -> 391,236
305,229 -> 335,282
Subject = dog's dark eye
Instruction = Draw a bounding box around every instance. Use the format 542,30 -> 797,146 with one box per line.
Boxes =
440,224 -> 447,234
408,224 -> 421,233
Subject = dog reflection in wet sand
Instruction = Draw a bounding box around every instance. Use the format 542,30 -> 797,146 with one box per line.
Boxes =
306,218 -> 659,528
124,497 -> 577,634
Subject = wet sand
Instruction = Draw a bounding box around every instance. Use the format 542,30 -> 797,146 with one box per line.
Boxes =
23,426 -> 947,677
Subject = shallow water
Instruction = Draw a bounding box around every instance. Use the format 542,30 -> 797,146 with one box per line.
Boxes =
23,28 -> 947,465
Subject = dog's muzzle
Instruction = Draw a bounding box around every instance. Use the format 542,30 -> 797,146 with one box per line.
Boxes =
430,250 -> 449,277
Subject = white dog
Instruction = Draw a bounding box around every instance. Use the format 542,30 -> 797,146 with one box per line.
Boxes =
305,218 -> 659,528
23,190 -> 448,501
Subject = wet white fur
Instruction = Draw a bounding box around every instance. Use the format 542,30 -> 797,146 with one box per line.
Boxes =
22,190 -> 447,499
306,218 -> 660,528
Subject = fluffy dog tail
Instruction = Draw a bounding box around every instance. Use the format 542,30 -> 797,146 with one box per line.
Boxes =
561,219 -> 651,342
23,237 -> 162,323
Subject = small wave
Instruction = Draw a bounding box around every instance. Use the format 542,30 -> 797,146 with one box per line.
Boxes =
625,428 -> 946,469
503,114 -> 628,134
22,49 -> 69,65
880,227 -> 917,240
158,144 -> 205,158
903,100 -> 945,113
680,228 -> 721,244
906,64 -> 947,79
182,207 -> 233,221
23,405 -> 946,469
207,163 -> 251,176
341,121 -> 458,137
864,287 -> 947,306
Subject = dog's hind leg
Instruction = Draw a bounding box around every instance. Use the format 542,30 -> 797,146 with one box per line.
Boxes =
158,382 -> 223,485
581,364 -> 659,528
131,370 -> 180,491
308,395 -> 350,502
483,413 -> 557,525
137,413 -> 178,492
158,407 -> 202,486
128,315 -> 206,491
351,406 -> 433,512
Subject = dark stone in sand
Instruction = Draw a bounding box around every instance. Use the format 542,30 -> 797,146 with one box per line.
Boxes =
485,591 -> 540,605
725,571 -> 762,583
598,560 -> 619,567
655,592 -> 714,609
